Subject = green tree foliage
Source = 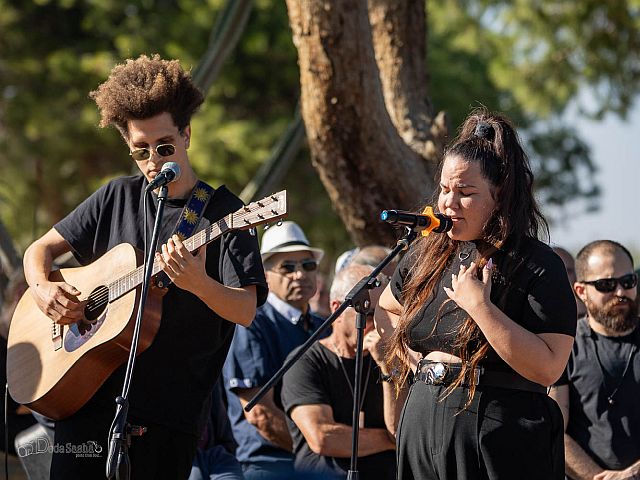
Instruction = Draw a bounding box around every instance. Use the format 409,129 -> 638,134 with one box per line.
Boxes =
426,0 -> 615,227
429,1 -> 640,121
0,0 -> 300,249
0,0 -> 636,265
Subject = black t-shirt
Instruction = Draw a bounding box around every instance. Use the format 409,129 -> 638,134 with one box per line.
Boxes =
556,319 -> 640,470
390,238 -> 576,371
280,342 -> 396,479
54,175 -> 267,435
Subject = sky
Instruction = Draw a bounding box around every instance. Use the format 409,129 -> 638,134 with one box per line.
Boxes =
544,103 -> 640,261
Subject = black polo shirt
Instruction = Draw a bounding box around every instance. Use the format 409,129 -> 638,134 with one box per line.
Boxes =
556,319 -> 640,470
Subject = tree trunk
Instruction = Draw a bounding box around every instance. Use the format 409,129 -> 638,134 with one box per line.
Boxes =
368,0 -> 447,160
286,0 -> 443,245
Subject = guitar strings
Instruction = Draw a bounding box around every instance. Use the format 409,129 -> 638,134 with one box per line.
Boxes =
85,217 -> 222,311
83,201 -> 280,313
85,210 -> 249,309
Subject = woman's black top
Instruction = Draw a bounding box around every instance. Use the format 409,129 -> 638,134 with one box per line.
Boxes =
390,238 -> 577,371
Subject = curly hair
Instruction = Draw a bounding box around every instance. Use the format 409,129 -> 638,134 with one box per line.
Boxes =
386,108 -> 549,404
89,54 -> 204,139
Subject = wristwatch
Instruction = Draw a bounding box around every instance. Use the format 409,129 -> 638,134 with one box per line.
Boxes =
380,371 -> 394,383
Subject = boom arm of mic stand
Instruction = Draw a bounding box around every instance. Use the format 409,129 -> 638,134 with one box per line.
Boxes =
244,227 -> 418,412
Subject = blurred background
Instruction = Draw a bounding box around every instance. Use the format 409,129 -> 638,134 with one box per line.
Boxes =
0,0 -> 638,285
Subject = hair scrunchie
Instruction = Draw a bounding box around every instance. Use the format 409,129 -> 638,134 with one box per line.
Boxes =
474,121 -> 495,140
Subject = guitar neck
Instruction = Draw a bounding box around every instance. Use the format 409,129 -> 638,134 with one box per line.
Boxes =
101,190 -> 286,303
107,215 -> 232,301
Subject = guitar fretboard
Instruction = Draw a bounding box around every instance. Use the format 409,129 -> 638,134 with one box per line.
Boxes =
106,215 -> 231,301
82,190 -> 285,310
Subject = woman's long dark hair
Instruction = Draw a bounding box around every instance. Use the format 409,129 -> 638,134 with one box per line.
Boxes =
386,108 -> 548,403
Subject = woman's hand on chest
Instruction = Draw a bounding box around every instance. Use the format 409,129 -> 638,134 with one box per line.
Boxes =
443,259 -> 493,315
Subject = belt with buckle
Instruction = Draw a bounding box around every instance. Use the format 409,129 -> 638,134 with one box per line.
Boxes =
415,359 -> 546,394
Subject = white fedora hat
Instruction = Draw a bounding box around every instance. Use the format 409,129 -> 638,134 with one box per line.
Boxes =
261,221 -> 324,263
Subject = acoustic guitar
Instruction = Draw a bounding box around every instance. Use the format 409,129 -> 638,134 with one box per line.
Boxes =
6,190 -> 287,420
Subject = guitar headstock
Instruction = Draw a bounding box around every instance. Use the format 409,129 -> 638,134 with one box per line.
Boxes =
231,191 -> 288,230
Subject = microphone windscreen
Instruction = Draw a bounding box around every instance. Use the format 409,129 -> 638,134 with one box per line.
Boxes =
161,161 -> 181,181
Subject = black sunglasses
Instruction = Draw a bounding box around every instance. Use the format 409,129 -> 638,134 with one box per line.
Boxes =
130,143 -> 176,161
582,273 -> 638,293
275,259 -> 318,274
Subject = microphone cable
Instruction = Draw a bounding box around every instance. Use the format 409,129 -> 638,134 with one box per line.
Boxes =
5,382 -> 9,480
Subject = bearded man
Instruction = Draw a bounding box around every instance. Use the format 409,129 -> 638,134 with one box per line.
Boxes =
550,240 -> 640,480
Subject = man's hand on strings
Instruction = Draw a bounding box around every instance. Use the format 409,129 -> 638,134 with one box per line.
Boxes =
157,234 -> 207,293
31,280 -> 86,325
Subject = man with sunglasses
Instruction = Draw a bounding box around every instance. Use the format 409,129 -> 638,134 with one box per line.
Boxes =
549,240 -> 640,480
223,221 -> 326,479
22,55 -> 268,478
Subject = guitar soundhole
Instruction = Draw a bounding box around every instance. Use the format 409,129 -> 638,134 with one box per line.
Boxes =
65,286 -> 109,352
84,285 -> 109,322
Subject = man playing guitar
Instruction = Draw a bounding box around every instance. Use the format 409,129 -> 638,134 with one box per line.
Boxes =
21,54 -> 268,478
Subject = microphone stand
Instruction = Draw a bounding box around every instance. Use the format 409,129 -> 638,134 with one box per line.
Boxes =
245,227 -> 419,479
106,184 -> 168,480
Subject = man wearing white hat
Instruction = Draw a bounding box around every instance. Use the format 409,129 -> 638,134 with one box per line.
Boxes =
223,221 -> 326,479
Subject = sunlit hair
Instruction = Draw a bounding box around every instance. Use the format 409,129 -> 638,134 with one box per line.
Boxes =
575,240 -> 634,281
386,108 -> 548,404
330,264 -> 374,303
90,54 -> 204,139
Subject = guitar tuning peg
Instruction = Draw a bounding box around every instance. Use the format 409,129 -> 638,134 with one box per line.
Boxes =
263,221 -> 283,231
249,227 -> 257,236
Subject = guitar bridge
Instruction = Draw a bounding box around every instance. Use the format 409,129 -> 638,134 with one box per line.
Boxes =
52,323 -> 63,351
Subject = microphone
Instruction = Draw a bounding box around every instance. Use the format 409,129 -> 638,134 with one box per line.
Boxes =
380,207 -> 453,235
145,162 -> 181,192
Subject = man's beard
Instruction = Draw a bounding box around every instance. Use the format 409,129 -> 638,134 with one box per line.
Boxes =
588,296 -> 639,333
